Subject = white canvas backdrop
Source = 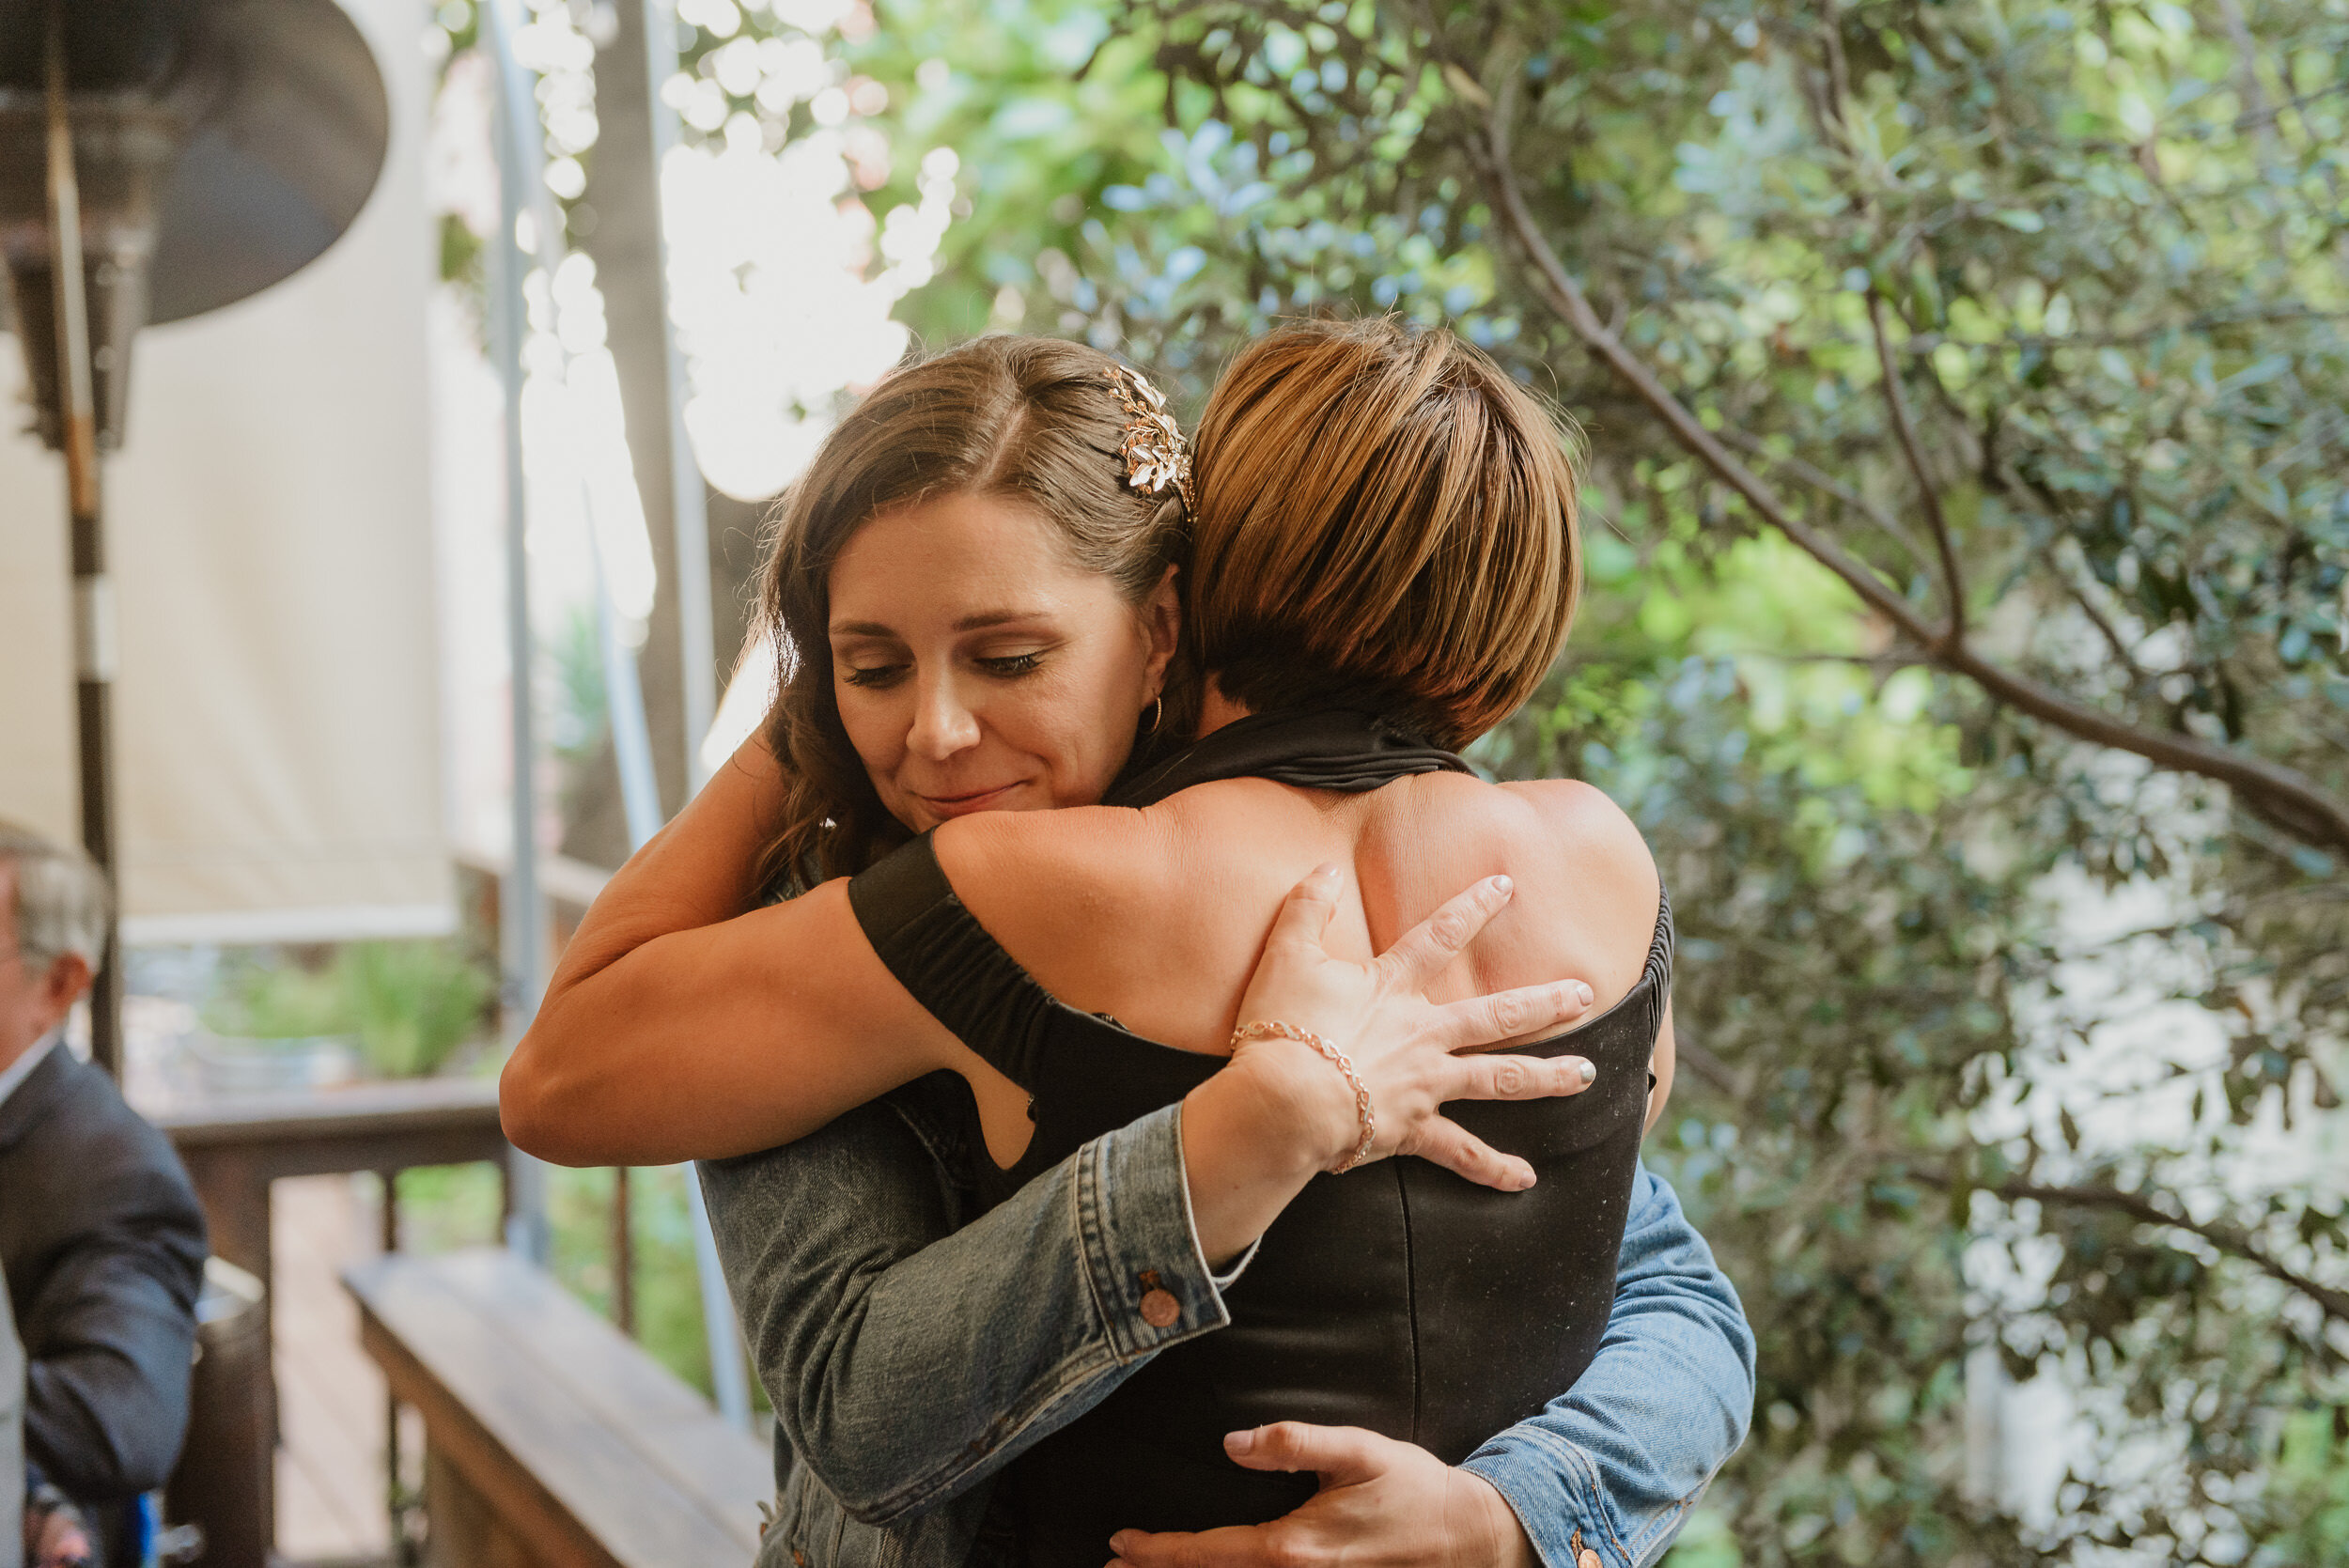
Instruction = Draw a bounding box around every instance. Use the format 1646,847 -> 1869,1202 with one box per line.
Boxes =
0,0 -> 452,946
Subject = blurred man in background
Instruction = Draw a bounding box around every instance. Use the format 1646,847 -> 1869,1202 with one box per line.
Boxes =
5,1259 -> 21,1568
0,824 -> 204,1568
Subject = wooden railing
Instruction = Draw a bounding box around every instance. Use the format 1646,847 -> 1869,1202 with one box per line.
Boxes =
159,1078 -> 512,1567
345,1249 -> 770,1568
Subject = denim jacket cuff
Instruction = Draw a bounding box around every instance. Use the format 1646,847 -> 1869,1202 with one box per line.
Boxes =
1462,1436 -> 1627,1568
1077,1102 -> 1239,1362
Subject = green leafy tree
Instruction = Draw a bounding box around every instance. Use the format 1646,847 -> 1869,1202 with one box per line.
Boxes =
832,0 -> 2349,1560
624,0 -> 2349,1554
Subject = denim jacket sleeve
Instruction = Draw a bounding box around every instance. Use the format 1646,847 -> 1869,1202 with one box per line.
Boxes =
706,1088 -> 1753,1568
1461,1163 -> 1757,1568
699,1075 -> 1239,1528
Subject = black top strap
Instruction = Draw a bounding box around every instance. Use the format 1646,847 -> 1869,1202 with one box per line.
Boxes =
1108,709 -> 1470,807
847,831 -> 1061,1089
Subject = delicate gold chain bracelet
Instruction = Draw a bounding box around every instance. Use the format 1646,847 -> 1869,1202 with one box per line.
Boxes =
1230,1020 -> 1377,1173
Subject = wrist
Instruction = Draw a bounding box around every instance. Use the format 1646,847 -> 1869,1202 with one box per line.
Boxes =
1455,1469 -> 1540,1568
1178,1061 -> 1330,1265
1222,1032 -> 1361,1172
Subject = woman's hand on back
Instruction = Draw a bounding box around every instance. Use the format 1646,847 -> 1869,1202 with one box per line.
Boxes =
1228,863 -> 1597,1190
1106,1422 -> 1538,1568
1177,866 -> 1595,1263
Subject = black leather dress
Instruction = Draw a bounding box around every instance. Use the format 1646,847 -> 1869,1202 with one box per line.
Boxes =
847,711 -> 1672,1567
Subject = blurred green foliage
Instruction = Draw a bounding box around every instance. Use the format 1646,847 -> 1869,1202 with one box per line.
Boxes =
204,940 -> 494,1079
439,0 -> 2348,1558
836,0 -> 2349,1560
386,1162 -> 754,1405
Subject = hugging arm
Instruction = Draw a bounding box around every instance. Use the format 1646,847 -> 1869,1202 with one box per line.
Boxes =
708,1110 -> 1752,1566
701,1093 -> 1237,1526
1458,1163 -> 1755,1568
500,739 -> 972,1166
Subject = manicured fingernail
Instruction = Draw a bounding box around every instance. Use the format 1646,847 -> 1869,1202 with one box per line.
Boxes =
1571,1057 -> 1595,1084
1492,874 -> 1513,896
1225,1427 -> 1258,1455
1517,1169 -> 1538,1190
1314,862 -> 1342,880
1574,981 -> 1594,1005
1110,1533 -> 1135,1555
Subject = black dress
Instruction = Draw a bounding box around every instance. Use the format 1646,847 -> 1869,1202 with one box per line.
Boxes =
848,710 -> 1672,1567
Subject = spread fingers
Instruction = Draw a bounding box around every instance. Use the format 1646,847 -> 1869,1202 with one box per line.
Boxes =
1370,875 -> 1516,991
1431,979 -> 1595,1051
1406,1115 -> 1539,1191
1445,1050 -> 1597,1103
1263,862 -> 1346,952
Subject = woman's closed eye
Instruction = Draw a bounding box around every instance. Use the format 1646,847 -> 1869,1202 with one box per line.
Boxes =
976,650 -> 1047,678
841,660 -> 910,689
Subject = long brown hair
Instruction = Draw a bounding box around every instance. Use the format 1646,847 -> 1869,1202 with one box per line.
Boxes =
753,335 -> 1190,892
1186,318 -> 1582,748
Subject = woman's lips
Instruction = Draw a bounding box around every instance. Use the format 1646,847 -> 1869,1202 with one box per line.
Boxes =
916,782 -> 1025,818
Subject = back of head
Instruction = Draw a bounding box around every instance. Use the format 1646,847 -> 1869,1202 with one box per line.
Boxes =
0,819 -> 109,974
1186,318 -> 1581,750
755,334 -> 1190,885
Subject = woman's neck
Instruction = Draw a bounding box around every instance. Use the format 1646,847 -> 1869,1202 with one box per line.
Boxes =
1195,681 -> 1252,738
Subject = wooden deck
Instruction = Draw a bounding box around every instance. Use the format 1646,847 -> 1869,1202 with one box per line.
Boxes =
152,1075 -> 512,1566
346,1248 -> 770,1568
272,1172 -> 408,1563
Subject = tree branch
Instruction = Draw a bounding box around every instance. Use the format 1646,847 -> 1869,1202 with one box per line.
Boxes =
1715,425 -> 1931,577
2055,567 -> 2149,687
1866,289 -> 1966,643
1465,101 -> 2349,855
1663,1048 -> 2349,1324
1980,1177 -> 2349,1326
1670,1033 -> 1738,1095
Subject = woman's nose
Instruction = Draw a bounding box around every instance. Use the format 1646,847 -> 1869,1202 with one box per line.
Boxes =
907,673 -> 982,761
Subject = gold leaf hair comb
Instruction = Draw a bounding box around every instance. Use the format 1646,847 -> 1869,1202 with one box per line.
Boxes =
1103,365 -> 1196,517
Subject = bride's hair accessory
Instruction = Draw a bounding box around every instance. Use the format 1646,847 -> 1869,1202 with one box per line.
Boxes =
1103,365 -> 1196,517
1230,1019 -> 1377,1173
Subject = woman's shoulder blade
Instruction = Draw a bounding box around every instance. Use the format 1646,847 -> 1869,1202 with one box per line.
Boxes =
1498,777 -> 1657,881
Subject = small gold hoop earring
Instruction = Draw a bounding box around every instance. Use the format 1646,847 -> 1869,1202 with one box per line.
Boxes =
1144,695 -> 1164,735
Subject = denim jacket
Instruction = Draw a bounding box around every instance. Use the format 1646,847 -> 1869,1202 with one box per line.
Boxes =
701,1073 -> 1753,1568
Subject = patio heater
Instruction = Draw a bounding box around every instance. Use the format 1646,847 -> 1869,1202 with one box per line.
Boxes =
0,0 -> 388,1076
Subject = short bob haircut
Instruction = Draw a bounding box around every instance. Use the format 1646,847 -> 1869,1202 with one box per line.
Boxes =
1186,318 -> 1582,750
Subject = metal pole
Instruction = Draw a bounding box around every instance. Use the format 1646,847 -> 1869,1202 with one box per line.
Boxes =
483,0 -> 551,1265
641,0 -> 718,792
486,0 -> 753,1429
584,380 -> 754,1432
44,2 -> 121,1079
609,1167 -> 635,1338
637,4 -> 750,1424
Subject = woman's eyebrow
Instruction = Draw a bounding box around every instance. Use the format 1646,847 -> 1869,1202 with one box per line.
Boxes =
830,610 -> 1047,638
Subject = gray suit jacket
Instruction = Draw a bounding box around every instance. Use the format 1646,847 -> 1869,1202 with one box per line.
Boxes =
2,1255 -> 23,1568
0,1045 -> 206,1521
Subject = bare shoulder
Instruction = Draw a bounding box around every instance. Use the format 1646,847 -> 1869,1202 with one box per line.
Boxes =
932,803 -> 1188,947
1389,772 -> 1657,898
1499,777 -> 1659,906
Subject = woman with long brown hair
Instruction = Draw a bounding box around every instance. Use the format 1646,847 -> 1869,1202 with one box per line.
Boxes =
503,324 -> 1751,1567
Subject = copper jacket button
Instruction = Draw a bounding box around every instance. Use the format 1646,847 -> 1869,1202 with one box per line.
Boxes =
1139,1288 -> 1180,1327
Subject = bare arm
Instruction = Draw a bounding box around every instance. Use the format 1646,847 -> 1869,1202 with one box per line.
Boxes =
499,737 -> 972,1165
500,743 -> 1598,1205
